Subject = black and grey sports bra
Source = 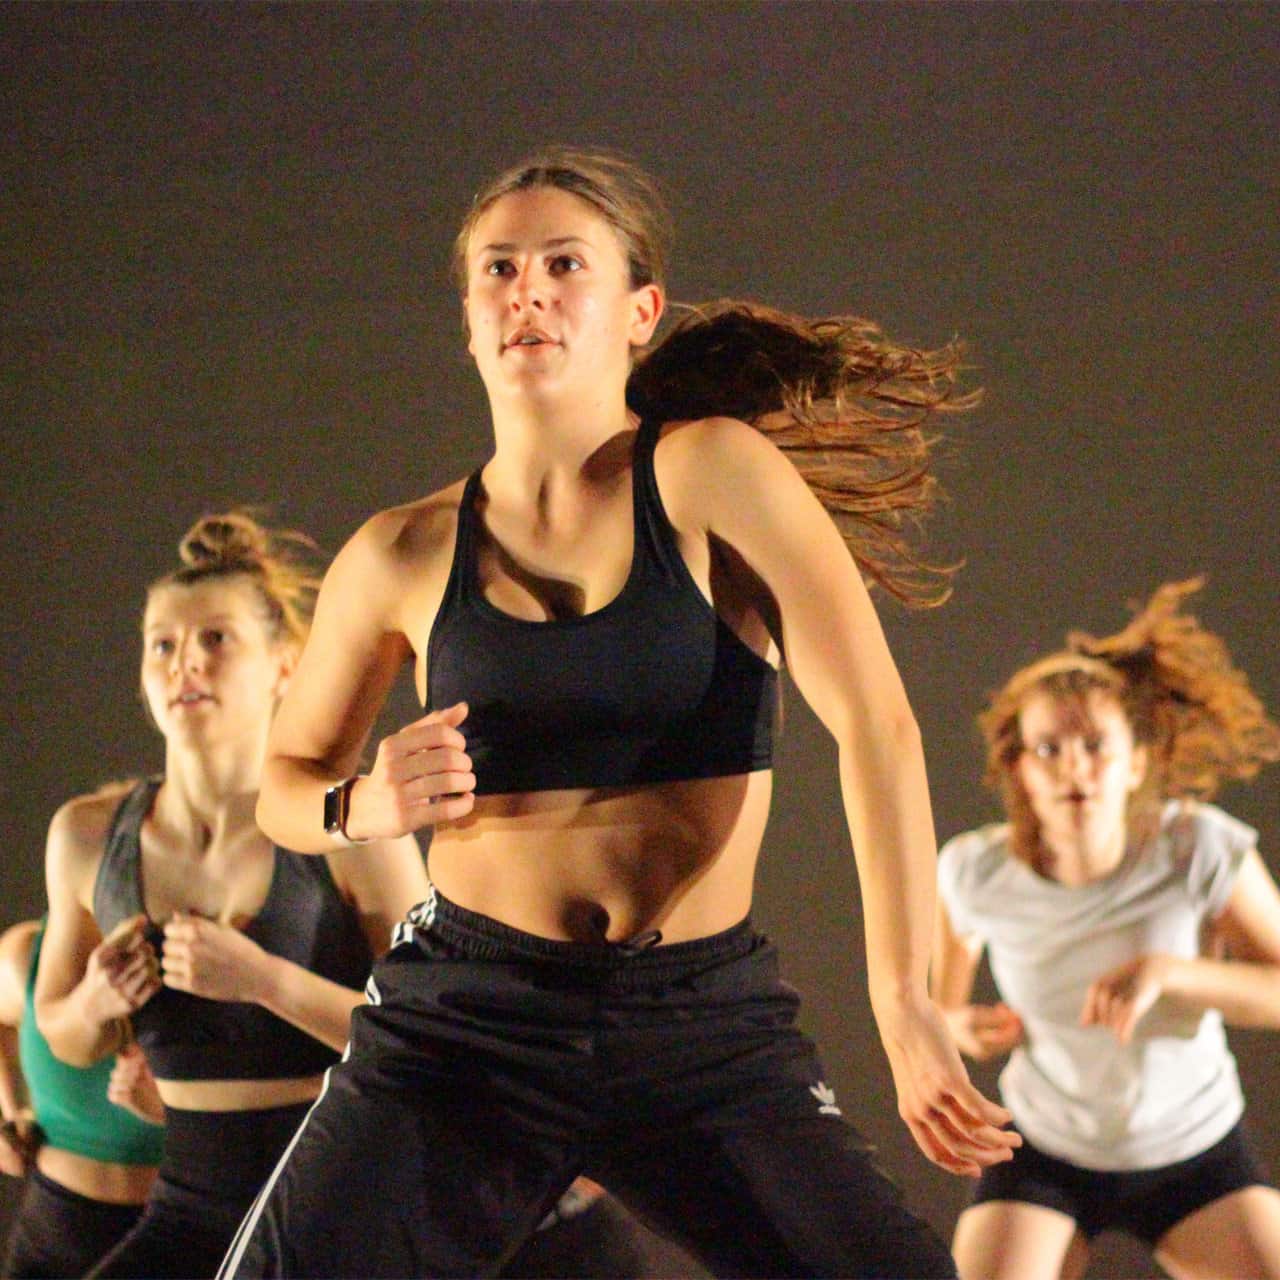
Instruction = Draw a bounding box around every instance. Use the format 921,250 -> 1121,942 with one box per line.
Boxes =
93,778 -> 373,1080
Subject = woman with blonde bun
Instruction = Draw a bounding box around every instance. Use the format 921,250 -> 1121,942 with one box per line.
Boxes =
33,513 -> 431,1279
934,580 -> 1280,1280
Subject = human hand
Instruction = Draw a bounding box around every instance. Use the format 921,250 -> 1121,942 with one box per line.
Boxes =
943,1002 -> 1024,1062
161,913 -> 268,1004
1080,954 -> 1173,1044
0,1111 -> 40,1177
877,993 -> 1022,1177
107,1042 -> 165,1125
82,914 -> 161,1026
346,702 -> 476,839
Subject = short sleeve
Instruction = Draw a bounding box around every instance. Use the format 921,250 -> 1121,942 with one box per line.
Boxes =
937,829 -> 990,944
1184,804 -> 1257,920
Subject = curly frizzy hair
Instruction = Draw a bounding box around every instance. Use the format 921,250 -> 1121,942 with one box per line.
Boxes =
1066,577 -> 1280,799
628,301 -> 977,607
152,510 -> 324,650
980,579 -> 1280,865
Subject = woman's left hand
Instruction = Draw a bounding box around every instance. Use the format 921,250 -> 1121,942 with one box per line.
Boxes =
107,1042 -> 166,1125
877,994 -> 1022,1177
1080,953 -> 1174,1043
161,913 -> 269,1004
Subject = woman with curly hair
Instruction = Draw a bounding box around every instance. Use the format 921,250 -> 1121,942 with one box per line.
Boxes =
933,579 -> 1280,1279
220,145 -> 1015,1279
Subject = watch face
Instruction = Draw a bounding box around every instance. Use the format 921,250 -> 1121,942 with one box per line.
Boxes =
323,784 -> 343,833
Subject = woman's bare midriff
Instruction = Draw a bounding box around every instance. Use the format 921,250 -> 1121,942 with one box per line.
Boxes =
36,1145 -> 158,1204
154,1075 -> 325,1113
428,771 -> 772,943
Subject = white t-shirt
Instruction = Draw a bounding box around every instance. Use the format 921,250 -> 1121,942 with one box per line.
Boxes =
938,800 -> 1253,1170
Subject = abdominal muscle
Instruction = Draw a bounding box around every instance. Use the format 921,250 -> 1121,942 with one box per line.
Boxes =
427,770 -> 773,944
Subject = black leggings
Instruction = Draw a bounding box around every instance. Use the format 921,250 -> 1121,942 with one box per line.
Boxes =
88,1103 -> 312,1279
1,1168 -> 144,1279
220,889 -> 956,1279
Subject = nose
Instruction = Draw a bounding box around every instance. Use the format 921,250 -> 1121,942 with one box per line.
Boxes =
1059,739 -> 1092,781
509,262 -> 546,312
172,632 -> 204,675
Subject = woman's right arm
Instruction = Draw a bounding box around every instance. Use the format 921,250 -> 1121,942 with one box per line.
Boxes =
0,922 -> 39,1175
34,795 -> 160,1067
257,507 -> 475,854
931,898 -> 1023,1063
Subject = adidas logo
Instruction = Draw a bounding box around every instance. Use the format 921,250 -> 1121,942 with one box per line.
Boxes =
810,1081 -> 842,1116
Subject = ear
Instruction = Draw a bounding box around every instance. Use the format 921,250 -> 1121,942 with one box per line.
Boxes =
1128,742 -> 1149,793
273,645 -> 298,700
628,283 -> 664,348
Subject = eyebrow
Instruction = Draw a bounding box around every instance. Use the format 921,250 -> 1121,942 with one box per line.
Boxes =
476,236 -> 592,255
144,614 -> 238,632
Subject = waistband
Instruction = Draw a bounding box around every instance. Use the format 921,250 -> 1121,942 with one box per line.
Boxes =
27,1164 -> 147,1213
159,1101 -> 312,1201
402,883 -> 759,975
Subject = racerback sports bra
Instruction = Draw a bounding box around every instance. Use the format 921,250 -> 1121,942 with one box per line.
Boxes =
427,416 -> 777,795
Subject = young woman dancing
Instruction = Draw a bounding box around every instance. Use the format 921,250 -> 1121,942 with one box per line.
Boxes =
0,916 -> 162,1278
33,513 -> 431,1278
933,579 -> 1280,1279
222,147 -> 1017,1279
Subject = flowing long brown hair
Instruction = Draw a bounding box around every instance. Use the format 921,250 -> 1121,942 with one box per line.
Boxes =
454,146 -> 977,607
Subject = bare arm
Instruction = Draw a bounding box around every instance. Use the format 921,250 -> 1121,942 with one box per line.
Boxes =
0,922 -> 40,1176
931,897 -> 1023,1062
674,419 -> 1017,1175
258,506 -> 475,854
0,922 -> 37,1120
1082,847 -> 1280,1041
34,794 -> 160,1067
160,835 -> 429,1052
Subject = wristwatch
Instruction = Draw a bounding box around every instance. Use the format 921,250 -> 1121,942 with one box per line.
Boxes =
323,776 -> 360,839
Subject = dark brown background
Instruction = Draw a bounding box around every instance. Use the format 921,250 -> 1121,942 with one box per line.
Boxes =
3,4 -> 1277,1274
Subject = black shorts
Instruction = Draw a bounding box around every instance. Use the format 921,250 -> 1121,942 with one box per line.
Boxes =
972,1121 -> 1271,1245
220,887 -> 956,1278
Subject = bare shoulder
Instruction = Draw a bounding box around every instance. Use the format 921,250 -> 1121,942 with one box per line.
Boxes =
655,415 -> 773,467
328,484 -> 470,620
308,482 -> 471,652
350,482 -> 469,572
653,415 -> 809,531
45,781 -> 133,895
0,920 -> 40,998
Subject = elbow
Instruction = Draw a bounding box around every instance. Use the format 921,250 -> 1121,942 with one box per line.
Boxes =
255,771 -> 291,849
35,1009 -> 95,1069
254,790 -> 276,842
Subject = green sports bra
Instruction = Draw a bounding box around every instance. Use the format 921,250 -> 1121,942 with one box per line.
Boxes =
19,919 -> 164,1166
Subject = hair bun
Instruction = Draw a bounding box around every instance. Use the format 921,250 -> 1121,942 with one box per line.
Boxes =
178,512 -> 270,573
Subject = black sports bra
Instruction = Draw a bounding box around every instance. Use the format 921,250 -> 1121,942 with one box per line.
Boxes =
93,779 -> 374,1081
427,417 -> 777,795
